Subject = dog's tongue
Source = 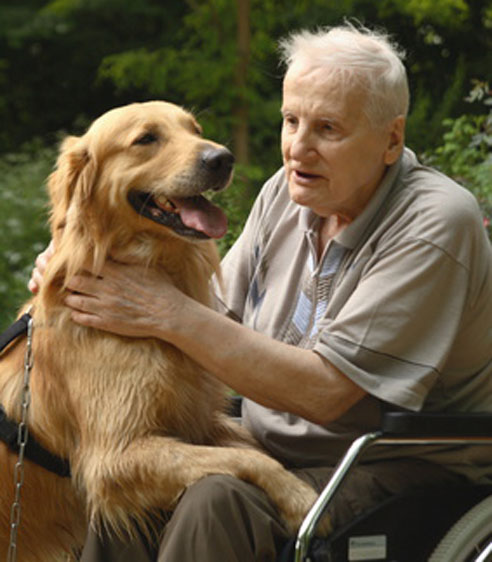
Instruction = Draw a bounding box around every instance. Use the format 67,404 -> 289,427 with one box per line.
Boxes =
172,195 -> 228,239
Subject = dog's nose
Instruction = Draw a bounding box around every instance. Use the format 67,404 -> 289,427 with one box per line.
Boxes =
200,147 -> 235,177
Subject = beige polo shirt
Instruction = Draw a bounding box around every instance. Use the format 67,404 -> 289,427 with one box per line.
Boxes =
217,148 -> 492,481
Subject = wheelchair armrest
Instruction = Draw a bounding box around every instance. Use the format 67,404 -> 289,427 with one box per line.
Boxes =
382,412 -> 492,438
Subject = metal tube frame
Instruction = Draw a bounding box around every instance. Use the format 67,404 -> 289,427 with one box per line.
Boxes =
294,435 -> 492,562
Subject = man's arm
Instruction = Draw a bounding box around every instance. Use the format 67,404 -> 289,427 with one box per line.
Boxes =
164,294 -> 366,425
64,260 -> 366,426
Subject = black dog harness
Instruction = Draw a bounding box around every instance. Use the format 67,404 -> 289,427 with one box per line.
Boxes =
0,313 -> 71,477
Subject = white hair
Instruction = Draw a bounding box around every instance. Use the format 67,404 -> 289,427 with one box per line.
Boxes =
278,23 -> 410,127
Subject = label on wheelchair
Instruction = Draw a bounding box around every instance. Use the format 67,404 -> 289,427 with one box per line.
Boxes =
348,535 -> 387,560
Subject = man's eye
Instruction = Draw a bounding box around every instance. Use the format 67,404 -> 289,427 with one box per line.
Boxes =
133,133 -> 158,145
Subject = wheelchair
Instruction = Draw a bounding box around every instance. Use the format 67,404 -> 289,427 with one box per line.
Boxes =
284,411 -> 492,562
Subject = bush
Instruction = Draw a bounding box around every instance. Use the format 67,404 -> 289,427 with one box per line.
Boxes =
423,80 -> 492,239
0,141 -> 53,331
212,162 -> 266,258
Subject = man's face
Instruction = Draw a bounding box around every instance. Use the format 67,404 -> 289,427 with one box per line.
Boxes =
281,62 -> 403,220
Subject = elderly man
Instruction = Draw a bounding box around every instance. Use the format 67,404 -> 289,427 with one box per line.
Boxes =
31,24 -> 492,562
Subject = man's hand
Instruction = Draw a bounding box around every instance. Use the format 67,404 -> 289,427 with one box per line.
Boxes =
64,261 -> 185,340
27,241 -> 185,341
28,241 -> 55,294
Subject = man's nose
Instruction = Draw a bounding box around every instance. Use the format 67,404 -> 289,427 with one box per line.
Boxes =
289,126 -> 316,160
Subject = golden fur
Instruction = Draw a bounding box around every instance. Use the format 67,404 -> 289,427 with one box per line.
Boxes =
0,101 -> 317,561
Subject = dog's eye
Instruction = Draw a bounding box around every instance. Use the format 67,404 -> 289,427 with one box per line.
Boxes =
133,133 -> 158,146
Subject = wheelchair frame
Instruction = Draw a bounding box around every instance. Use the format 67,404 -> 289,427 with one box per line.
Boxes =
294,412 -> 492,562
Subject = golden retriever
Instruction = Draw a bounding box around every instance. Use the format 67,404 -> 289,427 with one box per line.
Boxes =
0,101 -> 318,561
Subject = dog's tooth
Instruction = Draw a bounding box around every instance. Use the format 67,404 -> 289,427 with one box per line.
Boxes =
155,196 -> 177,213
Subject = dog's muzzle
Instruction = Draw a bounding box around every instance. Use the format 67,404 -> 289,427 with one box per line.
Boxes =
128,147 -> 234,239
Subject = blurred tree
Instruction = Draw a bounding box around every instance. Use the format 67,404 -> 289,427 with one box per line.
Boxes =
1,0 -> 490,159
381,0 -> 492,151
0,0 -> 491,329
0,0 -> 188,150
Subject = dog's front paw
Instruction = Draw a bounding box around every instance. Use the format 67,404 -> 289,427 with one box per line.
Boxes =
265,471 -> 332,536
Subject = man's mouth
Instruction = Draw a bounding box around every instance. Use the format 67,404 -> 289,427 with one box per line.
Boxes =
293,169 -> 320,180
127,190 -> 228,239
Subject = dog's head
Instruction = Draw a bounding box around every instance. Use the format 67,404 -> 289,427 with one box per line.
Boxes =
49,101 -> 234,245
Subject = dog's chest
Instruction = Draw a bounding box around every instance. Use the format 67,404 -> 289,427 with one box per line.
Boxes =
69,335 -> 220,443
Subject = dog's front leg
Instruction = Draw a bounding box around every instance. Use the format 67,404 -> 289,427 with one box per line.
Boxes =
80,435 -> 320,538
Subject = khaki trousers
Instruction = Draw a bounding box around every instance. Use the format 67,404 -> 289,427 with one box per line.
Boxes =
80,458 -> 463,562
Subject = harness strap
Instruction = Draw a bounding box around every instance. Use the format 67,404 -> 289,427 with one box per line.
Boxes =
0,405 -> 71,477
0,313 -> 32,353
0,315 -> 71,478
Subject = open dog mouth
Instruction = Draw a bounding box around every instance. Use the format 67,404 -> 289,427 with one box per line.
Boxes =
127,189 -> 228,239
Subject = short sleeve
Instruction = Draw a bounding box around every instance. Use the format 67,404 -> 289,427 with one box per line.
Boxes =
315,238 -> 470,410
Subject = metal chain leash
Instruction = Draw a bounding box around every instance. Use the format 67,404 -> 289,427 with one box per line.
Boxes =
7,312 -> 34,562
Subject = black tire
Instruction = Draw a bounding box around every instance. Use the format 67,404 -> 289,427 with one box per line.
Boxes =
429,494 -> 492,561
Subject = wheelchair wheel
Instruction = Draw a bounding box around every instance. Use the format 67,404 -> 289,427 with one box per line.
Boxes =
429,494 -> 492,561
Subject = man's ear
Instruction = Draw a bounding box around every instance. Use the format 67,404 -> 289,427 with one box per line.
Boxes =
383,115 -> 405,166
48,135 -> 98,228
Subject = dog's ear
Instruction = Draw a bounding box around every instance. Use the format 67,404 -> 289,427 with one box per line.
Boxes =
45,135 -> 104,291
48,135 -> 98,231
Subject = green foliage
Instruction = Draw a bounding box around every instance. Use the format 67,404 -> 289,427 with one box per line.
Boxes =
406,56 -> 466,153
424,81 -> 492,238
0,142 -> 54,330
213,163 -> 266,257
96,0 -> 272,166
1,0 -> 490,158
380,0 -> 470,27
0,0 -> 491,330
